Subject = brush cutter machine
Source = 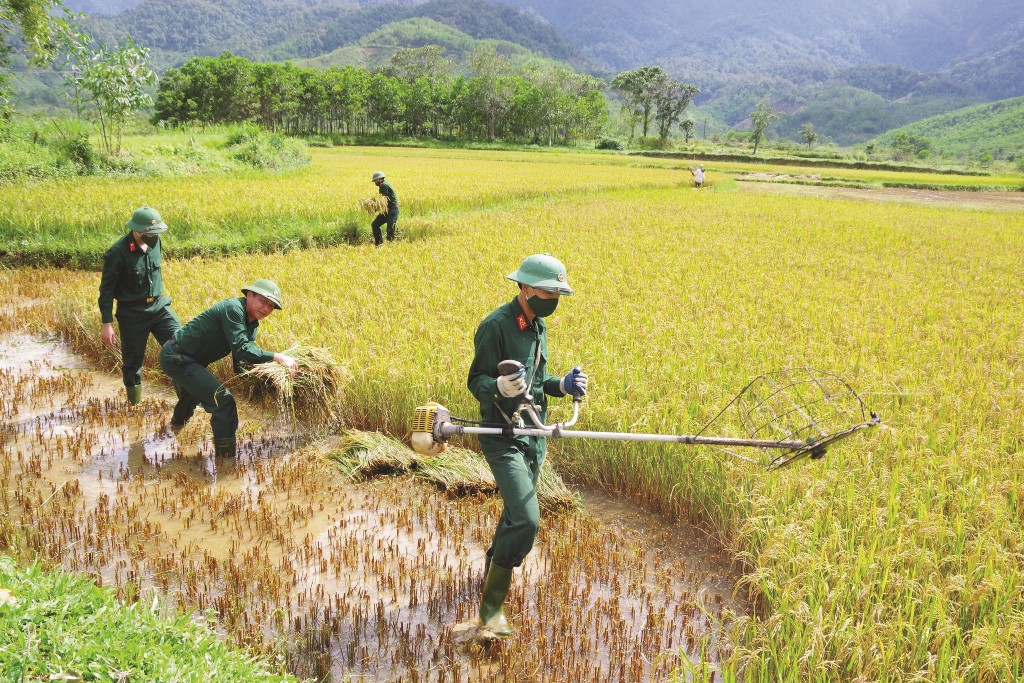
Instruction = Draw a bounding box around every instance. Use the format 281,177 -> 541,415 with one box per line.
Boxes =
412,363 -> 880,470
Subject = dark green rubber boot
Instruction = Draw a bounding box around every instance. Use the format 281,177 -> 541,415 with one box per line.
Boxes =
478,563 -> 513,638
125,385 -> 142,405
213,438 -> 237,458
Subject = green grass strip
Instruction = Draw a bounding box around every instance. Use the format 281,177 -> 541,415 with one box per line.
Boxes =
0,557 -> 297,682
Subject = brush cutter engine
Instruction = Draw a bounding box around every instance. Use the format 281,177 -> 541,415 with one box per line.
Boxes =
411,402 -> 451,456
411,367 -> 881,471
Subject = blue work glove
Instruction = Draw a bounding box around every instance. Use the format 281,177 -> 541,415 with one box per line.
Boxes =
497,369 -> 527,398
560,366 -> 588,397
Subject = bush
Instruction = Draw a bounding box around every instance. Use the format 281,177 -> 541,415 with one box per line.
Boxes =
227,130 -> 310,171
223,123 -> 264,147
53,134 -> 99,172
305,135 -> 332,148
595,136 -> 624,151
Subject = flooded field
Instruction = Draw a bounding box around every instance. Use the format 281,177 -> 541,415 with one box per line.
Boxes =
0,333 -> 748,681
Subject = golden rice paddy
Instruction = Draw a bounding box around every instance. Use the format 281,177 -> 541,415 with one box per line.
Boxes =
2,145 -> 1023,681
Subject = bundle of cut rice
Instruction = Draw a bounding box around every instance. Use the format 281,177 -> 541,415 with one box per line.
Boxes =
325,429 -> 419,480
324,429 -> 578,511
237,345 -> 346,428
416,446 -> 497,496
357,196 -> 388,217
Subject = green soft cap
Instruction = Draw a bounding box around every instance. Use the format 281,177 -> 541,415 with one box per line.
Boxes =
506,253 -> 572,295
126,207 -> 167,235
241,279 -> 284,310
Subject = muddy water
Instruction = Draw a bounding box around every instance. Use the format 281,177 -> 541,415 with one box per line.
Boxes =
0,333 -> 748,682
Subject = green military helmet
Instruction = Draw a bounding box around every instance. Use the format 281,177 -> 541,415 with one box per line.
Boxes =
126,207 -> 167,235
241,279 -> 284,310
371,171 -> 386,181
506,253 -> 573,295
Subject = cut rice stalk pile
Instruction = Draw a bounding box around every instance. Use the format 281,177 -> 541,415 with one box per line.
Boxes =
237,344 -> 346,428
325,429 -> 578,512
357,196 -> 388,216
326,429 -> 419,479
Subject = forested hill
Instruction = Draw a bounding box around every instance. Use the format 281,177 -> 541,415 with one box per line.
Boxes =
59,0 -> 1024,149
80,0 -> 582,71
868,97 -> 1024,160
498,0 -> 1024,102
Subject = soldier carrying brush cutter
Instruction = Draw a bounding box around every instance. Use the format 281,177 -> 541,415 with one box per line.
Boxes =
158,279 -> 298,458
467,253 -> 588,638
98,207 -> 182,406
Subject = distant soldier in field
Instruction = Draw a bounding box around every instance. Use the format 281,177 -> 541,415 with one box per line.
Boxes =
158,279 -> 298,457
467,253 -> 588,638
98,207 -> 181,406
370,171 -> 399,245
691,164 -> 705,188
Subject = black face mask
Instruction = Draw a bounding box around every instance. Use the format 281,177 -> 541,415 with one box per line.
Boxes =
141,235 -> 158,247
527,294 -> 558,317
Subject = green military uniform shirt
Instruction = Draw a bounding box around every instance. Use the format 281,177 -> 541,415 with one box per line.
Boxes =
97,233 -> 170,323
170,297 -> 275,370
468,297 -> 565,425
377,181 -> 399,212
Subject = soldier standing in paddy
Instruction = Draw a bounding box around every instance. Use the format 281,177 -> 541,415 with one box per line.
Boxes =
158,279 -> 298,458
370,171 -> 399,246
98,207 -> 182,406
467,253 -> 588,638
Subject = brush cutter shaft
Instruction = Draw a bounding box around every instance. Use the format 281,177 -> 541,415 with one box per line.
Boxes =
438,421 -> 807,449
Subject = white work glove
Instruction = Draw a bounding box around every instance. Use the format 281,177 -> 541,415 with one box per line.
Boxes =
496,370 -> 527,398
560,367 -> 588,397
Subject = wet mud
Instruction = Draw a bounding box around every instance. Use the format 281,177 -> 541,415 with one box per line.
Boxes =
0,333 -> 748,682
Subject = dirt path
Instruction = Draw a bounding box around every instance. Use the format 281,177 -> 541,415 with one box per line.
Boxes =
739,178 -> 1024,212
0,333 -> 748,682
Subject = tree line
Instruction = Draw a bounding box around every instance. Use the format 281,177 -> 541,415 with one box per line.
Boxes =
152,47 -> 609,145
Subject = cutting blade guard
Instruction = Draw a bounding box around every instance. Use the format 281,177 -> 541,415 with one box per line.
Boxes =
697,367 -> 880,470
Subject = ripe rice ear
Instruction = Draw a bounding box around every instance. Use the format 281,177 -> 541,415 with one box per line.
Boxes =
357,196 -> 388,217
236,344 -> 347,428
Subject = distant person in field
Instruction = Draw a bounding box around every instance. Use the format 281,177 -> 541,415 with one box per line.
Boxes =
158,279 -> 298,458
370,171 -> 399,245
691,164 -> 705,188
98,206 -> 182,406
467,253 -> 588,638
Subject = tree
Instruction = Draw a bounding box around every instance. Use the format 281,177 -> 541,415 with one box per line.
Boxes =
386,46 -> 454,137
74,38 -> 156,153
467,45 -> 511,141
610,66 -> 666,139
0,0 -> 69,117
653,79 -> 698,141
749,97 -> 780,156
679,118 -> 695,143
890,131 -> 932,161
800,122 -> 817,149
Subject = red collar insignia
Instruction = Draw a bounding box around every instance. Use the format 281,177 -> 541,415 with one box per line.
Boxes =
129,241 -> 136,252
517,314 -> 528,331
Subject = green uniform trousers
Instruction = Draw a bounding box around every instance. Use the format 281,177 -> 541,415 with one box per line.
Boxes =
480,433 -> 546,569
371,208 -> 399,245
158,341 -> 237,443
116,304 -> 180,388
